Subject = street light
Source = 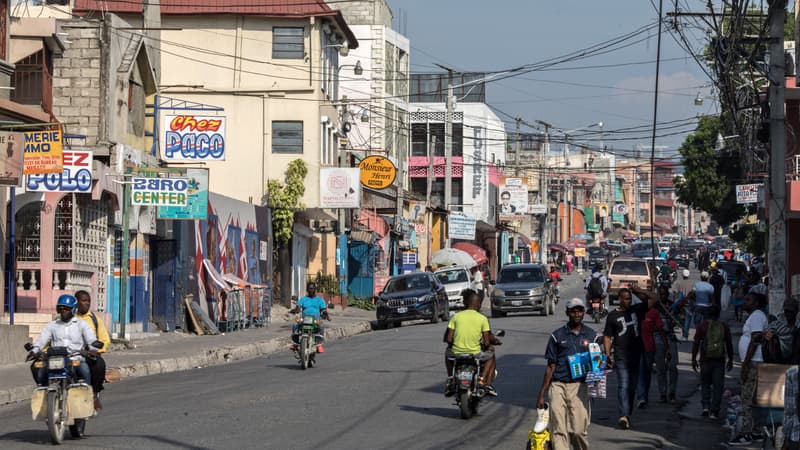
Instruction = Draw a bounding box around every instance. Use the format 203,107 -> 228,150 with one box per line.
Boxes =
561,122 -> 603,166
338,60 -> 363,76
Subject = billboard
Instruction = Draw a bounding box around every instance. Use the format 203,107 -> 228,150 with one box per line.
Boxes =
26,150 -> 93,193
161,115 -> 226,161
320,167 -> 360,208
0,132 -> 24,186
23,130 -> 63,174
736,183 -> 763,204
499,178 -> 528,218
448,214 -> 477,240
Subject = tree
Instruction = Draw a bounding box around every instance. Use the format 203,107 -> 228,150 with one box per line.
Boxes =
673,115 -> 744,226
262,159 -> 308,306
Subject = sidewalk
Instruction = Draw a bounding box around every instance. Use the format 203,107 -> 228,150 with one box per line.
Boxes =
0,305 -> 376,406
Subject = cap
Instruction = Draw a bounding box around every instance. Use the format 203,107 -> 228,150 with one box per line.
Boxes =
682,269 -> 690,278
566,298 -> 586,310
784,298 -> 799,312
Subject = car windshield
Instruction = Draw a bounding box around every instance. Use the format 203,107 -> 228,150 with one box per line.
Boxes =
498,268 -> 544,284
717,262 -> 746,278
384,274 -> 431,293
436,269 -> 468,284
587,247 -> 603,255
611,261 -> 649,276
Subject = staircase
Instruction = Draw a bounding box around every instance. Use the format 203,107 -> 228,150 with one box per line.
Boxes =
1,313 -> 55,340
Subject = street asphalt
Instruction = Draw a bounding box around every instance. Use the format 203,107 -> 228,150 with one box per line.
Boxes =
0,269 -> 745,449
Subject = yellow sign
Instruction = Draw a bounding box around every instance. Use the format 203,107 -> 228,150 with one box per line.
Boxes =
359,155 -> 396,190
574,247 -> 586,257
23,130 -> 63,174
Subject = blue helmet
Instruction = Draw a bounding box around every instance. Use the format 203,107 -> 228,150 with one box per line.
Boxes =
56,294 -> 77,310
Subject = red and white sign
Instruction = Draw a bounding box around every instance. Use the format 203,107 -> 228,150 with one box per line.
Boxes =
25,150 -> 93,193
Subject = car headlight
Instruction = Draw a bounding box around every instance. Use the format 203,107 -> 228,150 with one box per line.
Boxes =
417,295 -> 432,304
532,288 -> 545,295
492,289 -> 505,298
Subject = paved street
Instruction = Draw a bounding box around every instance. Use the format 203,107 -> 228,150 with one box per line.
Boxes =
0,271 -> 733,450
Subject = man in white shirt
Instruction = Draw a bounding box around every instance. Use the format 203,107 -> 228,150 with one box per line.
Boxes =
728,293 -> 769,445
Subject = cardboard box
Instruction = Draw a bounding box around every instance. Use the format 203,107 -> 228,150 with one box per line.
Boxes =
754,363 -> 792,407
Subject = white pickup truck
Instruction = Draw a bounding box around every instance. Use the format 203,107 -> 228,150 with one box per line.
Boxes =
434,265 -> 484,309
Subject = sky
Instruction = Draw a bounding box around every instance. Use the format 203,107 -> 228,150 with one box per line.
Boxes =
386,0 -> 726,161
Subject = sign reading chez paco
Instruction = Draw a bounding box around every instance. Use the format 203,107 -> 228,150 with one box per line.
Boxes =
358,155 -> 396,190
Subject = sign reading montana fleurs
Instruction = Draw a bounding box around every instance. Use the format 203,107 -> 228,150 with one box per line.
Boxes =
358,155 -> 396,190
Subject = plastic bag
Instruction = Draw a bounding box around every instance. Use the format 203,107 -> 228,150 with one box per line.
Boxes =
721,284 -> 731,311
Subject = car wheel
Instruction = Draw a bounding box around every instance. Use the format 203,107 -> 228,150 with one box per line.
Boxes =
441,303 -> 450,321
491,308 -> 505,318
548,297 -> 555,315
377,320 -> 388,330
392,321 -> 402,328
430,304 -> 440,324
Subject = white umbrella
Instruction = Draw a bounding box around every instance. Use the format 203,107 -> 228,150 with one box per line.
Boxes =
432,248 -> 477,269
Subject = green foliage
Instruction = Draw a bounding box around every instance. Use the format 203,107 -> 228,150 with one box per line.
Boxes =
730,224 -> 767,257
263,159 -> 308,246
311,272 -> 340,296
347,294 -> 376,311
674,115 -> 744,226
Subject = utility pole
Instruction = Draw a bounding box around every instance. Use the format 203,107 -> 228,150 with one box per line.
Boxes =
515,117 -> 522,176
427,132 -> 436,264
767,1 -> 788,314
444,69 -> 454,248
635,171 -> 641,235
536,120 -> 552,265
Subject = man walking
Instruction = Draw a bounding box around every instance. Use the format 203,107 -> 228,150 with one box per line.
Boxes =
635,286 -> 668,409
603,287 -> 647,429
692,305 -> 733,419
537,298 -> 599,450
692,271 -> 715,326
75,290 -> 111,411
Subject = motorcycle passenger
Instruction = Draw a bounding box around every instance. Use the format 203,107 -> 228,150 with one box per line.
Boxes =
444,289 -> 502,397
28,294 -> 97,387
584,266 -> 608,315
289,283 -> 330,353
75,290 -> 110,411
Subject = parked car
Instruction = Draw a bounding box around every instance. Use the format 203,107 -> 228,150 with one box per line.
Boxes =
435,265 -> 481,309
716,260 -> 748,282
608,258 -> 656,304
375,272 -> 449,328
490,264 -> 554,318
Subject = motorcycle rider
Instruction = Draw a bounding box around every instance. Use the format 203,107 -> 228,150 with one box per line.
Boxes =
549,265 -> 563,301
289,283 -> 330,353
584,265 -> 608,315
75,290 -> 110,411
28,294 -> 98,387
444,289 -> 502,397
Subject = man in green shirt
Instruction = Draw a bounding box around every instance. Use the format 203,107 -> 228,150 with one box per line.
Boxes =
444,289 -> 502,396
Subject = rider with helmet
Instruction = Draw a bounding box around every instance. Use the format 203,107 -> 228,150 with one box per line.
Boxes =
28,294 -> 98,386
584,264 -> 608,315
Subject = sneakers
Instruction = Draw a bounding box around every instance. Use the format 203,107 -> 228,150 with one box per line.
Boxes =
534,403 -> 550,433
93,395 -> 102,411
618,416 -> 630,430
727,434 -> 753,446
637,400 -> 648,409
750,432 -> 764,442
660,394 -> 668,403
708,412 -> 718,420
444,377 -> 456,397
668,394 -> 676,403
484,385 -> 498,397
701,408 -> 709,417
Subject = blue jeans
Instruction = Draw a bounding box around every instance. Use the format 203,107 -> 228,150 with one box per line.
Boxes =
36,361 -> 90,386
654,338 -> 678,397
701,359 -> 725,414
635,351 -> 655,403
615,356 -> 640,418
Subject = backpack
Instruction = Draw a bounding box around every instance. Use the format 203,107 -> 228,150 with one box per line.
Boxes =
705,320 -> 725,359
587,277 -> 604,298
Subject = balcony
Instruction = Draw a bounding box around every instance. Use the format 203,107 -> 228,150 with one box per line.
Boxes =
10,49 -> 52,116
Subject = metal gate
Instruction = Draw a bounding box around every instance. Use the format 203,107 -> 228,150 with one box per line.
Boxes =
152,240 -> 176,331
348,240 -> 374,299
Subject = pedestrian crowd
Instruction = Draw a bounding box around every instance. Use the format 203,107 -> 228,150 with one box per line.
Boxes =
535,259 -> 800,449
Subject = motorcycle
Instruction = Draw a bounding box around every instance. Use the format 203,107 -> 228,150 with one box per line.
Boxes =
293,314 -> 323,370
450,330 -> 505,419
25,341 -> 103,444
588,297 -> 607,323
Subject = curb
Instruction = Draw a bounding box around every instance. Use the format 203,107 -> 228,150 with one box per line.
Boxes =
0,320 -> 372,406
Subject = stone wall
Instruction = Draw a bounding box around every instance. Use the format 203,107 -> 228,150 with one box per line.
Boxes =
51,21 -> 102,147
335,0 -> 392,27
0,324 -> 30,365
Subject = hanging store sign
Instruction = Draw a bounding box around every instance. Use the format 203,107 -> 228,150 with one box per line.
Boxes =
0,132 -> 24,186
736,183 -> 763,204
26,150 -> 93,193
161,115 -> 226,161
448,214 -> 477,240
131,176 -> 189,207
156,168 -> 209,220
320,167 -> 361,208
23,130 -> 63,174
359,155 -> 396,189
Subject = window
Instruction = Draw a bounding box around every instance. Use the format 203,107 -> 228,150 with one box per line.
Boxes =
639,193 -> 650,204
273,27 -> 304,59
610,260 -> 648,276
272,121 -> 303,154
16,202 -> 42,262
385,42 -> 395,96
498,268 -> 544,284
54,194 -> 74,262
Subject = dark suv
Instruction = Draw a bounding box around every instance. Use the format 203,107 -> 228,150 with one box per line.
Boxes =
376,272 -> 449,328
490,263 -> 554,318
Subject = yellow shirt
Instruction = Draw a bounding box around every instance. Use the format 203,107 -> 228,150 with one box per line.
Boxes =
447,309 -> 490,354
77,311 -> 111,354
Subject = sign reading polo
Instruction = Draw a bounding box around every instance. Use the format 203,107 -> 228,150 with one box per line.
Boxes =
359,155 -> 396,189
131,177 -> 189,206
162,115 -> 226,161
26,150 -> 93,193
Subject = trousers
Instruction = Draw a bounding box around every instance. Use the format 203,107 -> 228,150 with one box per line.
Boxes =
549,381 -> 590,450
